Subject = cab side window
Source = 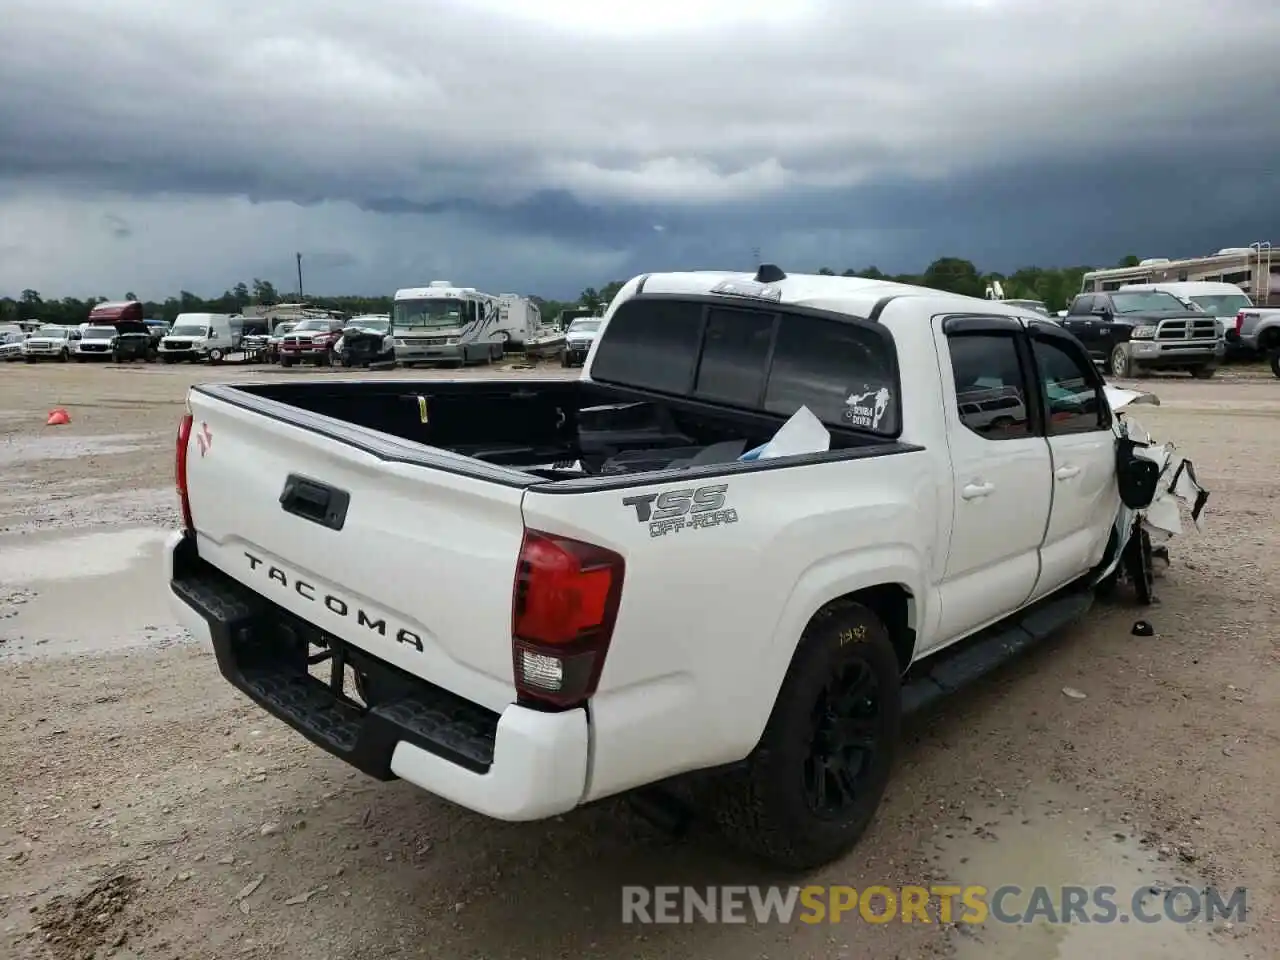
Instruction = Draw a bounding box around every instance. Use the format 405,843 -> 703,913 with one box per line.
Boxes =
946,333 -> 1032,440
1067,295 -> 1095,315
1032,337 -> 1111,434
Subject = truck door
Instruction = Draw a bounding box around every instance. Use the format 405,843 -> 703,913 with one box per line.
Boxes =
1024,322 -> 1120,599
1062,295 -> 1104,361
934,316 -> 1053,642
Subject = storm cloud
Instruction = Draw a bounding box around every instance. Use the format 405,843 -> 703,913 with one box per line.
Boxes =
1,0 -> 1277,299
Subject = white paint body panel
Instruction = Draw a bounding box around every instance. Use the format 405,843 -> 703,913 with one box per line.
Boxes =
175,270 -> 1132,819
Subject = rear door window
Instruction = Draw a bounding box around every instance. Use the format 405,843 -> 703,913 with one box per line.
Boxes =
765,315 -> 899,434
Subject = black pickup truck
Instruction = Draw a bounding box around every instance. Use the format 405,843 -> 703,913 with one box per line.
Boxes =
1062,290 -> 1223,378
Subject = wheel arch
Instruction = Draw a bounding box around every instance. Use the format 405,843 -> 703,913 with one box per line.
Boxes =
750,561 -> 924,748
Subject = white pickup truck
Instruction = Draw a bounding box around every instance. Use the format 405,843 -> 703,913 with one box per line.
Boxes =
167,268 -> 1203,869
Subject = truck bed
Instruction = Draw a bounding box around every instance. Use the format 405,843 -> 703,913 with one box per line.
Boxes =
199,378 -> 898,485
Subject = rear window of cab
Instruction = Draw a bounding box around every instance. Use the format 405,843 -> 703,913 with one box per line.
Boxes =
590,297 -> 901,436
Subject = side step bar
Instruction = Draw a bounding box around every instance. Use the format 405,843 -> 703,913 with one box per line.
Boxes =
901,588 -> 1095,715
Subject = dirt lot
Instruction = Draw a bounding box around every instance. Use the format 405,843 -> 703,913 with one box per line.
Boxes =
1,361 -> 1277,960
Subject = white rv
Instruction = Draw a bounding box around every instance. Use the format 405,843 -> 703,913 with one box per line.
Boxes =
391,282 -> 531,366
1080,244 -> 1276,306
494,294 -> 542,348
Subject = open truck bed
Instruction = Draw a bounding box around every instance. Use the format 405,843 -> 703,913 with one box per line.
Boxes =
199,377 -> 899,486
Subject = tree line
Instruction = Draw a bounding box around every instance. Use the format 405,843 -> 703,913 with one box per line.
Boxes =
1,256 -> 1141,328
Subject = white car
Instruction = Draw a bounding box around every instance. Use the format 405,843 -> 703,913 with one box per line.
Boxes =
166,268 -> 1206,869
22,324 -> 80,362
561,318 -> 602,367
0,326 -> 27,361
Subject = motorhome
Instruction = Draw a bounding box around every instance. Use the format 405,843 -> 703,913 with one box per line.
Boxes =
390,282 -> 508,366
1080,244 -> 1276,306
242,302 -> 344,324
494,294 -> 543,348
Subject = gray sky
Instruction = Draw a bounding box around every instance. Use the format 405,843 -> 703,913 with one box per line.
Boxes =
1,0 -> 1278,300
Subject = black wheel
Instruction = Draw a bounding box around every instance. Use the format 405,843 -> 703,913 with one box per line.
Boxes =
208,348 -> 224,364
1269,349 -> 1280,379
1122,523 -> 1154,605
561,351 -> 570,367
1190,365 -> 1217,379
707,601 -> 900,870
59,348 -> 69,362
281,356 -> 294,368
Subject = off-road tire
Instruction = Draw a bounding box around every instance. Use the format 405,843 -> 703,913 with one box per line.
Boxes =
706,600 -> 900,871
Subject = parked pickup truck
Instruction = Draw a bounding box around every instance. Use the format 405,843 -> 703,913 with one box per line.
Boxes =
167,268 -> 1198,869
1232,307 -> 1280,366
1063,290 -> 1223,379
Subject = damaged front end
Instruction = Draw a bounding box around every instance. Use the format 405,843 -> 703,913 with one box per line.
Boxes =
1091,387 -> 1210,601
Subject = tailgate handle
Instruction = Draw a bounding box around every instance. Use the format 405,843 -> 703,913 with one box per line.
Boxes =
279,474 -> 350,531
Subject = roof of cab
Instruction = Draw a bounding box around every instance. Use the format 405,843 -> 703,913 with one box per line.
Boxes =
617,269 -> 1053,325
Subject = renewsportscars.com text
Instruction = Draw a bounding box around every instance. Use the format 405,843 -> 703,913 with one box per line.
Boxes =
621,884 -> 1248,925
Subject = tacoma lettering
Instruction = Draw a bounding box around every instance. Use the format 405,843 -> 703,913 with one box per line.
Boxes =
242,551 -> 424,652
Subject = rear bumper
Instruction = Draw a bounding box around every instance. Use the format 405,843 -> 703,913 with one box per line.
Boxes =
166,531 -> 587,820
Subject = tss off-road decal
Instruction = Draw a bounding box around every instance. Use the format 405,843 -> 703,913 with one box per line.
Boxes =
622,483 -> 739,538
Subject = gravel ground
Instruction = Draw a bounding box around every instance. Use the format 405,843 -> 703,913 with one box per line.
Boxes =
1,361 -> 1277,960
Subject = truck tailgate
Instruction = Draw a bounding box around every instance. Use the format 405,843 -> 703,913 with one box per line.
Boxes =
182,388 -> 526,713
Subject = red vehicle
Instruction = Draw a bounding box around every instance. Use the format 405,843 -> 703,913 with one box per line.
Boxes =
78,300 -> 155,362
87,300 -> 145,324
278,317 -> 346,367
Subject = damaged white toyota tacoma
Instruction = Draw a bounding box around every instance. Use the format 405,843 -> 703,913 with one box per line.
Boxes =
167,267 -> 1207,869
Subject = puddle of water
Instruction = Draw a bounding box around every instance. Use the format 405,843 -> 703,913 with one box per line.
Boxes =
0,527 -> 190,660
934,786 -> 1249,959
0,431 -> 158,466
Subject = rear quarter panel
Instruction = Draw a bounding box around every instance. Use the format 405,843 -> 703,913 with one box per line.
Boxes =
523,451 -> 936,800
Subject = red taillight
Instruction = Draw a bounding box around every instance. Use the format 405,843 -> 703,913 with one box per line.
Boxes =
511,530 -> 624,709
176,413 -> 194,533
1235,311 -> 1245,335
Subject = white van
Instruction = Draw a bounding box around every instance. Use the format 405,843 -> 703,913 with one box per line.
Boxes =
159,313 -> 240,363
1119,281 -> 1252,336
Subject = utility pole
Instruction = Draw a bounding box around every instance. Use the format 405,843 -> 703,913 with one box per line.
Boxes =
296,252 -> 304,300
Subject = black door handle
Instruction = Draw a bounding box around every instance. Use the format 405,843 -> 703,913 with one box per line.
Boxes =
279,474 -> 350,531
